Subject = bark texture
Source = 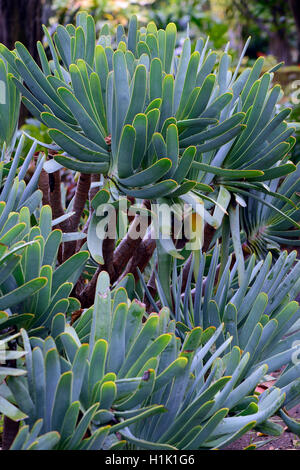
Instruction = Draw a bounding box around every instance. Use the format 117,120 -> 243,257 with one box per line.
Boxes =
0,0 -> 43,59
0,0 -> 44,123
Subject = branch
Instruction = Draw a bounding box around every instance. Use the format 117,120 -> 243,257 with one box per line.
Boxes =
232,0 -> 271,34
69,172 -> 91,232
1,333 -> 19,449
112,208 -> 150,279
77,238 -> 115,308
120,231 -> 156,282
49,170 -> 71,233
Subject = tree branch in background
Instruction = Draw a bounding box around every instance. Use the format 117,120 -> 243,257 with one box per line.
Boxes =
112,207 -> 150,280
231,0 -> 270,34
121,232 -> 156,282
79,264 -> 103,308
0,0 -> 43,124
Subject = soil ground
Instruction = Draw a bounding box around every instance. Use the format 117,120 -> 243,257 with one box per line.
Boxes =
226,404 -> 300,450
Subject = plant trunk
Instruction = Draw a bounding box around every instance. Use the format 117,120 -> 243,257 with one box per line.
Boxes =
63,173 -> 91,261
1,335 -> 19,449
112,210 -> 150,280
121,233 -> 156,282
269,30 -> 292,65
267,3 -> 292,65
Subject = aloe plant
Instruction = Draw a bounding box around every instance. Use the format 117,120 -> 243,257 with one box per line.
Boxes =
0,331 -> 27,422
0,203 -> 89,335
0,128 -> 92,334
0,12 -> 298,292
6,273 -> 287,450
143,246 -> 300,416
0,199 -> 90,446
0,11 -> 299,451
0,327 -> 29,449
241,164 -> 300,260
